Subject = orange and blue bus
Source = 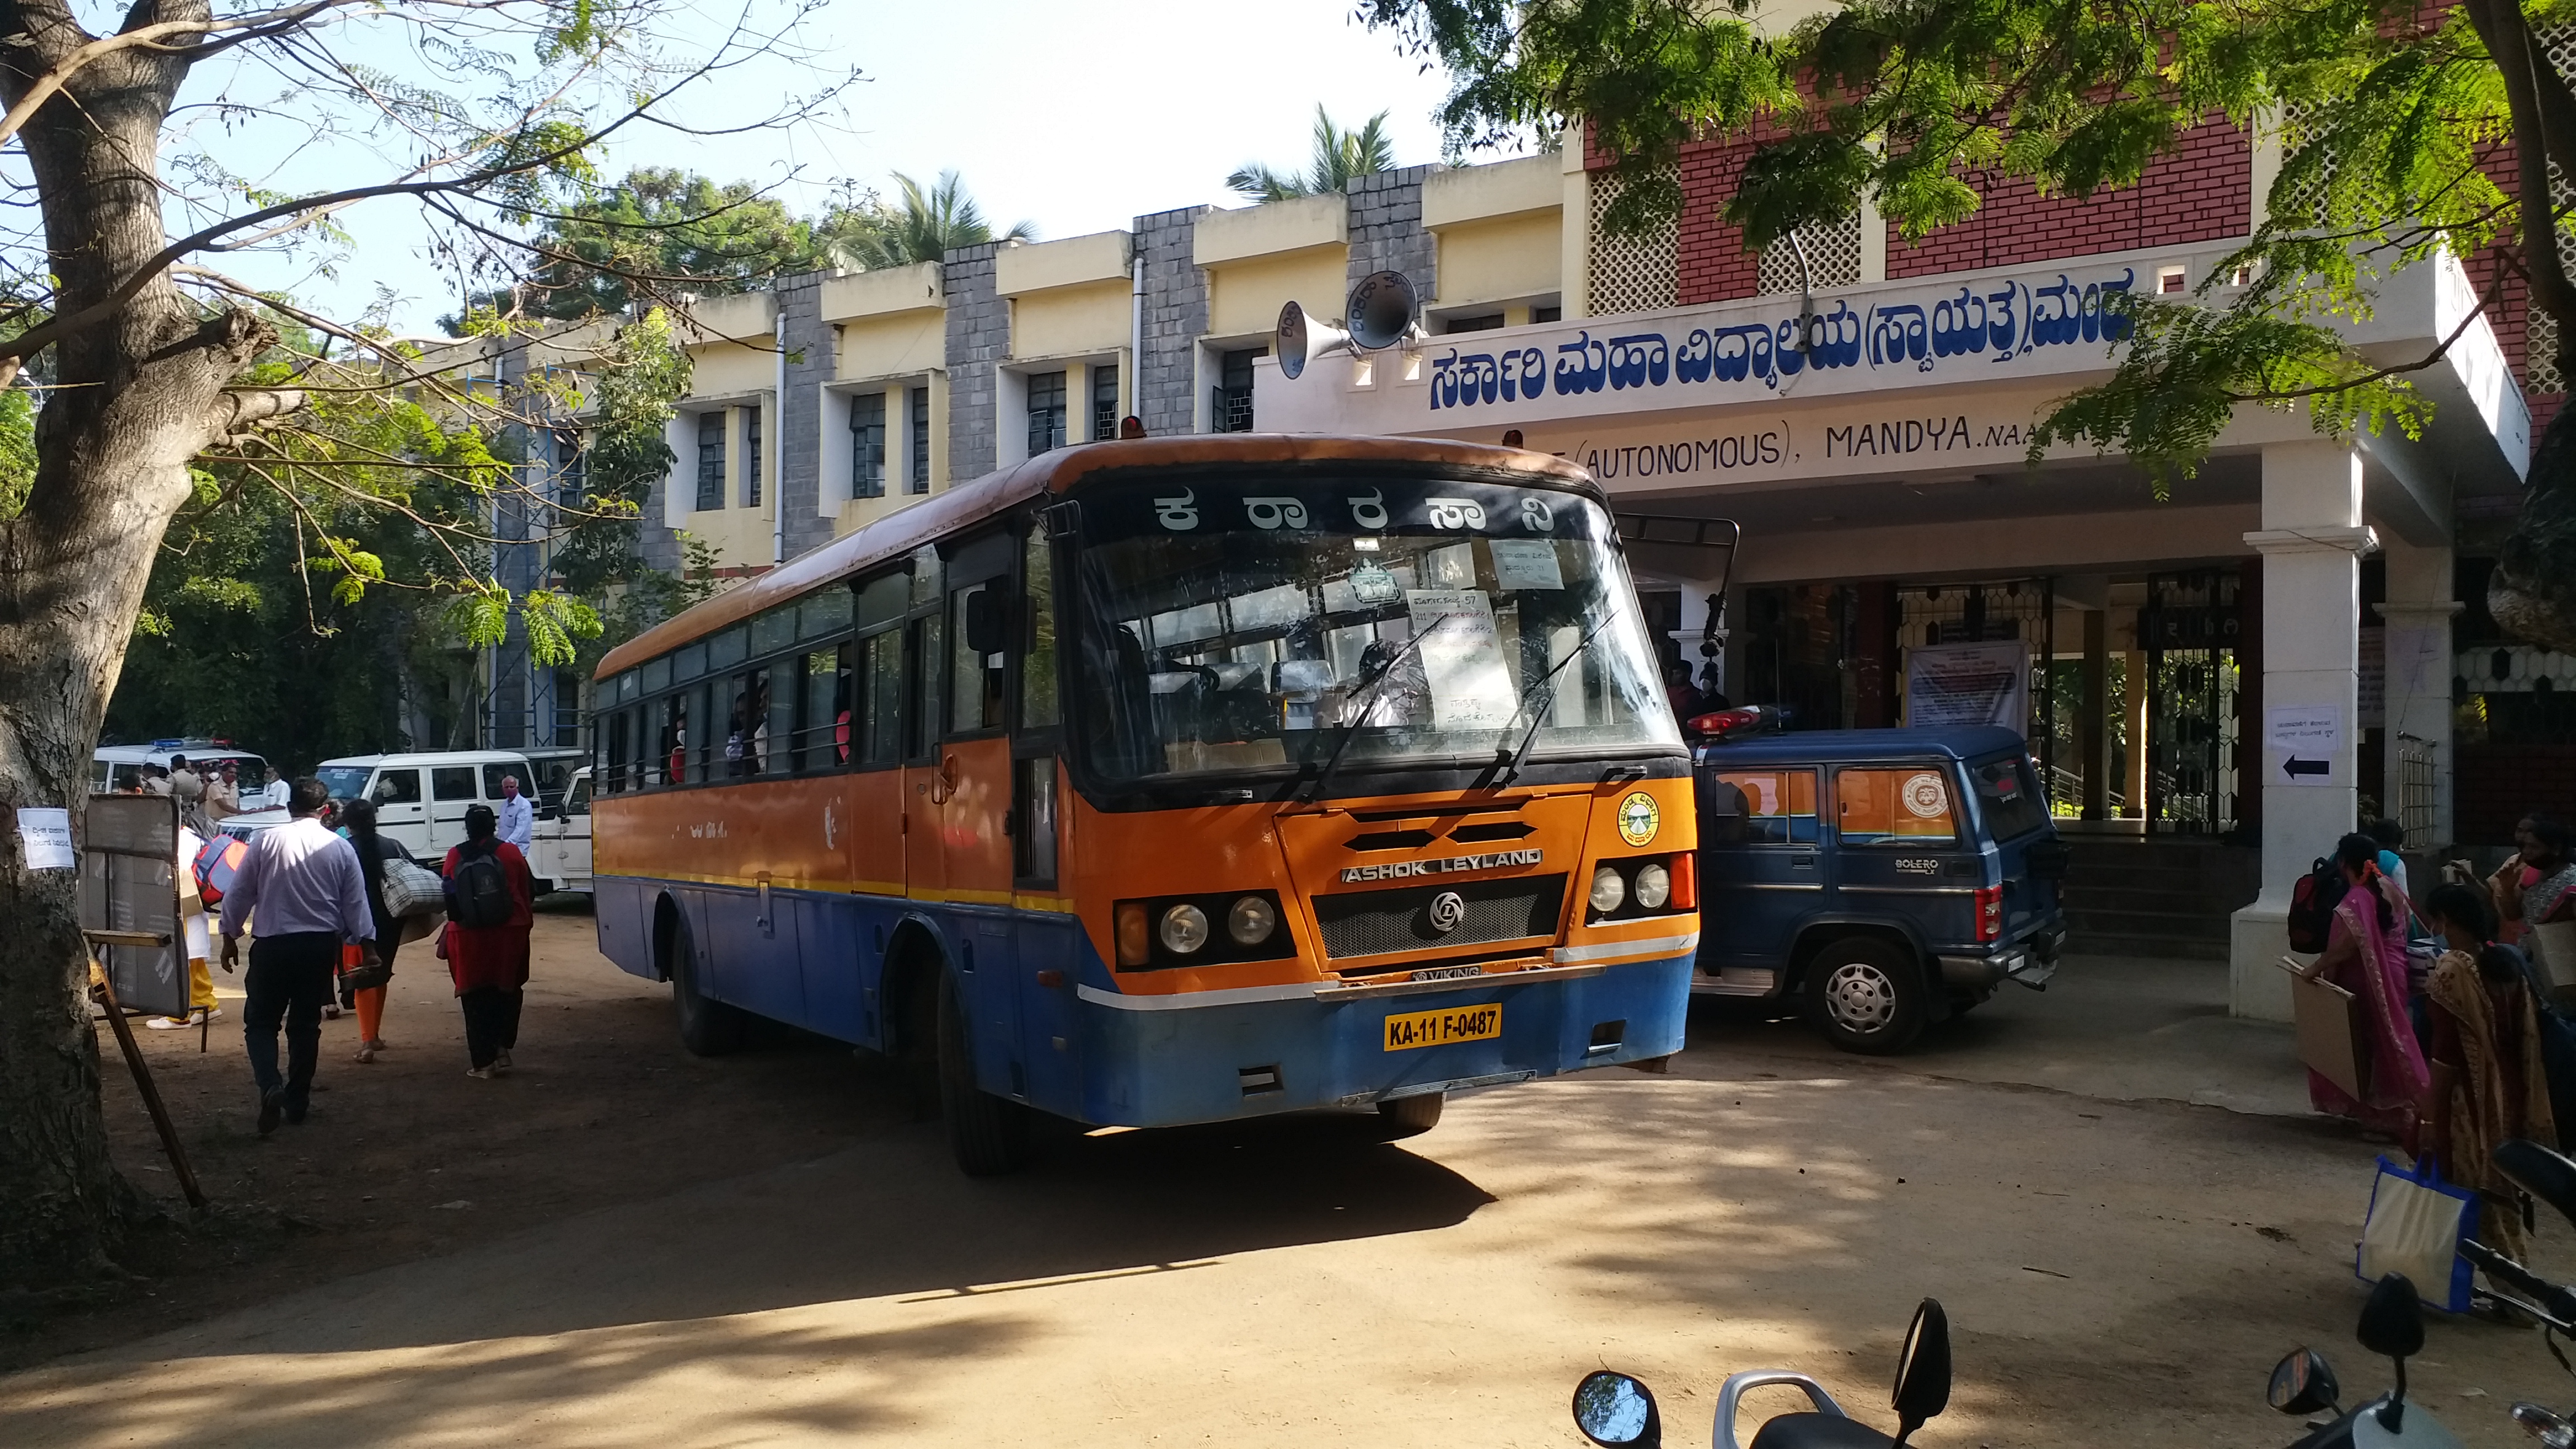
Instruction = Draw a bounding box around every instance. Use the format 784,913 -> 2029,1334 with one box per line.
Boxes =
588,434 -> 1700,1172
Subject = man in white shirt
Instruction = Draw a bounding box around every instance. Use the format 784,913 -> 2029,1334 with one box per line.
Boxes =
220,777 -> 378,1134
496,775 -> 535,853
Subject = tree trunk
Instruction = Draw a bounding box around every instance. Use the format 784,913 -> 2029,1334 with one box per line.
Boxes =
0,0 -> 283,1287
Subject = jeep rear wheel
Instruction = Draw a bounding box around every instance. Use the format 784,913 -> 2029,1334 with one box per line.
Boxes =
1803,937 -> 1928,1055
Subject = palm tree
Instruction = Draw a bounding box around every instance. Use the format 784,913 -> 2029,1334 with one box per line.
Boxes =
1227,107 -> 1397,202
836,170 -> 1035,268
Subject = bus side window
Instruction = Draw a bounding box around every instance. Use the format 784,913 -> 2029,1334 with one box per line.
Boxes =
606,710 -> 629,792
858,632 -> 899,765
907,613 -> 942,759
949,581 -> 1007,734
799,642 -> 851,769
693,683 -> 718,783
1022,528 -> 1059,731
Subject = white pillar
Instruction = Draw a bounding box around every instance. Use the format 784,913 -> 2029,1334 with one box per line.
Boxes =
2230,439 -> 2376,1021
2376,536 -> 2459,851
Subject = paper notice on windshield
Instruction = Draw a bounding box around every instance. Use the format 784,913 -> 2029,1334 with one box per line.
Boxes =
1488,539 -> 1564,592
1407,590 -> 1517,730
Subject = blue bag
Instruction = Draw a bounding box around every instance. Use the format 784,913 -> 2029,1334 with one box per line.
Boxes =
2356,1155 -> 2477,1314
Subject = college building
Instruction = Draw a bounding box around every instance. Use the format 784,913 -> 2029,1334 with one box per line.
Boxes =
479,122 -> 2557,1019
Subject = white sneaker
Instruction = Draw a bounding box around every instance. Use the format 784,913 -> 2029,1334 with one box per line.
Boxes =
321,1003 -> 342,1019
145,1015 -> 193,1031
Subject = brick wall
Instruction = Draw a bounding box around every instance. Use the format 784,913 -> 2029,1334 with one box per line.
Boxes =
775,271 -> 835,561
1134,206 -> 1208,438
1347,166 -> 1440,301
941,243 -> 1006,484
1886,117 -> 2251,278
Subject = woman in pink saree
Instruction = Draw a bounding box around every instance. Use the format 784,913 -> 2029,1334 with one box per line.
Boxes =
2305,833 -> 2431,1139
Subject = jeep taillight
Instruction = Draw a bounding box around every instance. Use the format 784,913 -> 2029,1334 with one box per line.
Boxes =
1975,884 -> 2003,943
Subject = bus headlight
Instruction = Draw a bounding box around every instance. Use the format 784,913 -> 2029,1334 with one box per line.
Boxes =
1635,861 -> 1671,910
1589,864 -> 1626,914
1227,894 -> 1277,946
1160,902 -> 1211,955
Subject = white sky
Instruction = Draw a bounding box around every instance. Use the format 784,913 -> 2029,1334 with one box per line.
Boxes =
186,0 -> 1486,334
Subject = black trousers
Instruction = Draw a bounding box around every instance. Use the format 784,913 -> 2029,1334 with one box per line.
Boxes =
460,987 -> 522,1068
244,932 -> 339,1106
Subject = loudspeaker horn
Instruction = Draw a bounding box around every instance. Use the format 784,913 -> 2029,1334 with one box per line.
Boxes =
1346,269 -> 1422,351
1276,299 -> 1356,381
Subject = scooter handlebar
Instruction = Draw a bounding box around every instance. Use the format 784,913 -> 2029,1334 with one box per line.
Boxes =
2460,1238 -> 2576,1328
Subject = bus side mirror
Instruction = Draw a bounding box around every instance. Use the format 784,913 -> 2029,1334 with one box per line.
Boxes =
964,589 -> 1011,655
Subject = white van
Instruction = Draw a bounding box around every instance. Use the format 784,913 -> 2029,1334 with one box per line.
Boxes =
92,741 -> 270,796
527,766 -> 593,894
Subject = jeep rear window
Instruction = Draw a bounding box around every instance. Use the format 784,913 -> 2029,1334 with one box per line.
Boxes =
1835,766 -> 1959,846
1971,755 -> 2052,840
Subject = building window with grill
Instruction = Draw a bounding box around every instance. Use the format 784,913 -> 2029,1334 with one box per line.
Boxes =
1443,313 -> 1504,334
1091,363 -> 1120,441
555,430 -> 585,504
850,391 -> 886,499
1216,347 -> 1265,432
744,405 -> 763,507
908,386 -> 930,494
694,410 -> 725,512
1533,305 -> 1563,324
1026,371 -> 1068,457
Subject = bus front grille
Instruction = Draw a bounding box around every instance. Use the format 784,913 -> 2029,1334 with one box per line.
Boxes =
1311,876 -> 1566,962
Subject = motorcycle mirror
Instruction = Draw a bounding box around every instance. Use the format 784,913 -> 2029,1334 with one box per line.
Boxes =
1570,1371 -> 1661,1448
2266,1348 -> 2340,1415
2496,1139 -> 2576,1234
1890,1298 -> 1952,1445
2356,1273 -> 2425,1361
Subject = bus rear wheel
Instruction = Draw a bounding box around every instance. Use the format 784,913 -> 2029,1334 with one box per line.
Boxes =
667,913 -> 745,1057
937,973 -> 1031,1176
1375,1091 -> 1445,1138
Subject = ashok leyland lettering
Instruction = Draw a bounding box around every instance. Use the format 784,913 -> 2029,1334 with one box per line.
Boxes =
586,434 -> 1701,1173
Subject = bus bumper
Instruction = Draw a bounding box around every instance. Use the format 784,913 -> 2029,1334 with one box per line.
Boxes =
1070,953 -> 1694,1129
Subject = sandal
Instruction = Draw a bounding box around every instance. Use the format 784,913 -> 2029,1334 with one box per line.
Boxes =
353,1044 -> 377,1064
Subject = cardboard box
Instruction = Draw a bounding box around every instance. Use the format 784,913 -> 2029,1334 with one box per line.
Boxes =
2276,957 -> 2366,1100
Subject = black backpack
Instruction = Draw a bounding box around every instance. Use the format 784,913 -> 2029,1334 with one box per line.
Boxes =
451,845 -> 514,929
2286,856 -> 2348,954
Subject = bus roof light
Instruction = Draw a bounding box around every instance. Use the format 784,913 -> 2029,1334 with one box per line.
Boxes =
1119,415 -> 1147,439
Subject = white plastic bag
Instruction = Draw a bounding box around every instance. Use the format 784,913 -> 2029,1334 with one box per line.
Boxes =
2356,1156 -> 2475,1313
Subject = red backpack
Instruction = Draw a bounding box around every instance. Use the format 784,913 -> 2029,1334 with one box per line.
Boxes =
2286,856 -> 2348,954
192,833 -> 249,906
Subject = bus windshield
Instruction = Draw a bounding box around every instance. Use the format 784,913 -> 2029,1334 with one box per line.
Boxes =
1071,473 -> 1678,784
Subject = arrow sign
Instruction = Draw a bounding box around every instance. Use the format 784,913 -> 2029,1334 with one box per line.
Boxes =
2282,756 -> 2330,780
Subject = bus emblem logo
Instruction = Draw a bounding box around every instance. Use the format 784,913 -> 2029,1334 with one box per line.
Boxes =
1617,791 -> 1660,847
1426,892 -> 1467,935
1339,848 -> 1541,884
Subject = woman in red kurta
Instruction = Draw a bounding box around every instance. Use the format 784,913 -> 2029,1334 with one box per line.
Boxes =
441,803 -> 534,1078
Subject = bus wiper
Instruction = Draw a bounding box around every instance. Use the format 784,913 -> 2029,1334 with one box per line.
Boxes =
1298,618 -> 1446,804
1496,612 -> 1617,786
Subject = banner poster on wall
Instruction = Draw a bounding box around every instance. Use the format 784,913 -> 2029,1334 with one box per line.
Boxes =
1904,641 -> 2032,733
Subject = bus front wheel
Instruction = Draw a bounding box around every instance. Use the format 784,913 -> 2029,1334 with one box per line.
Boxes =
1375,1091 -> 1445,1138
667,913 -> 746,1057
937,974 -> 1031,1176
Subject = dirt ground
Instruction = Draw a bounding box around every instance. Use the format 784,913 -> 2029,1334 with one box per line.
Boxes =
16,902 -> 908,1368
7,908 -> 2574,1447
